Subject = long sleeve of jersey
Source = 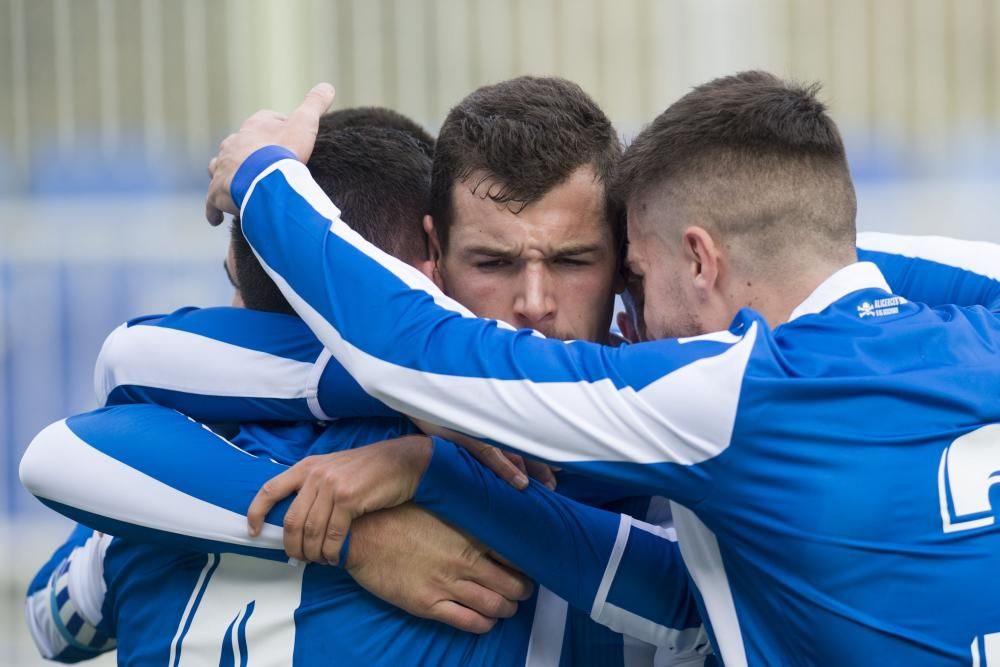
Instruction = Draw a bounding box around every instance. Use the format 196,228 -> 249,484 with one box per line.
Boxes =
415,438 -> 709,656
96,306 -> 396,422
232,149 -> 1000,502
24,525 -> 117,663
233,149 -> 766,503
20,405 -> 294,561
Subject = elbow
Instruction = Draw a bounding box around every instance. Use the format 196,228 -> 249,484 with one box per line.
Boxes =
93,323 -> 128,407
19,420 -> 70,501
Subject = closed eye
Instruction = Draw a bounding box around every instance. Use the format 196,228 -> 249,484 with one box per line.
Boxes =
553,256 -> 592,267
474,259 -> 513,270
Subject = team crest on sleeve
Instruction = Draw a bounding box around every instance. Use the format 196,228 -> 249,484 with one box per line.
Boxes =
857,296 -> 906,318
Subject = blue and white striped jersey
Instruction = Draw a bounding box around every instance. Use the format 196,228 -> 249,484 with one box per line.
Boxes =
22,405 -> 711,665
96,307 -> 394,423
28,412 -> 681,666
218,146 -> 1000,666
26,525 -> 541,666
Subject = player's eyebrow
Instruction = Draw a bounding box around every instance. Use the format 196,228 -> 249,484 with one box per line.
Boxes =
223,259 -> 238,289
463,243 -> 605,260
549,243 -> 603,259
463,245 -> 519,259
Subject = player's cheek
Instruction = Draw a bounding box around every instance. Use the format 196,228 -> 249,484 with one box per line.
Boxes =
452,275 -> 519,323
574,267 -> 619,319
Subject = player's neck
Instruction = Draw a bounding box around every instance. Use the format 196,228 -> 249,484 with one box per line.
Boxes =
743,259 -> 853,329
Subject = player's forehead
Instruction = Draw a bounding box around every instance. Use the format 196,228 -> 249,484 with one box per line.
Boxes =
449,167 -> 612,255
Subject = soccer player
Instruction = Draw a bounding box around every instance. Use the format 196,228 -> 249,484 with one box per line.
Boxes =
193,72 -> 1000,665
20,117 -> 542,666
24,91 -> 708,665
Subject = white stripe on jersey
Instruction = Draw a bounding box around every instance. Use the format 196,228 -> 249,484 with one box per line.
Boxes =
671,503 -> 747,667
20,420 -> 286,553
592,515 -> 631,620
592,516 -> 708,654
524,587 -> 569,667
95,322 -> 329,419
857,231 -> 1000,281
306,347 -> 334,420
170,554 -> 219,666
25,588 -> 64,659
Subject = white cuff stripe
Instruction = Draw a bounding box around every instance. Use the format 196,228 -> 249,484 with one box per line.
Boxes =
591,514 -> 631,620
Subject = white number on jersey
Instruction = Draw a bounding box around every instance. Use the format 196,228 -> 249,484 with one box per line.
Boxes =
938,425 -> 1000,533
170,554 -> 304,665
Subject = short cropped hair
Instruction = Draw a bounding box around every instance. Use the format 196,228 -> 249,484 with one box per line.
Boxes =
430,76 -> 623,250
319,106 -> 435,158
616,71 -> 857,262
231,108 -> 433,314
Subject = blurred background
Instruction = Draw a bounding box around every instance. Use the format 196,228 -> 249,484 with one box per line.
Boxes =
1,0 -> 998,663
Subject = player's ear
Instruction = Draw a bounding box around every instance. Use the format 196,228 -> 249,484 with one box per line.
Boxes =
683,226 -> 721,296
423,216 -> 442,261
422,215 -> 445,289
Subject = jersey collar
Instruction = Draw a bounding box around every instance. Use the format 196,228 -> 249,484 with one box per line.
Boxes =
786,262 -> 892,323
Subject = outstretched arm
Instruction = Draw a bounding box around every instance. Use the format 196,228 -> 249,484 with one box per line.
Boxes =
97,307 -> 395,422
205,89 -> 1000,504
231,147 -> 758,504
198,88 -> 760,503
21,405 -> 293,560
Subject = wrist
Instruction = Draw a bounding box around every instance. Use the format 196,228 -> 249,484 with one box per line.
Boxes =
392,434 -> 434,499
230,145 -> 298,211
343,516 -> 369,571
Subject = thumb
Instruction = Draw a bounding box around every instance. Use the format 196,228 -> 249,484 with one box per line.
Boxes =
286,82 -> 336,161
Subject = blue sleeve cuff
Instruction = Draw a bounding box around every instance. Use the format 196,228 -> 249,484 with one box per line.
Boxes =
413,437 -> 464,508
231,145 -> 299,211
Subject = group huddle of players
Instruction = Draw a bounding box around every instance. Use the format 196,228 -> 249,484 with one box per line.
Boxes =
20,71 -> 1000,666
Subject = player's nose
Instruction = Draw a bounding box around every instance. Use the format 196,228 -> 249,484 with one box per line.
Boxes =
512,266 -> 556,329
